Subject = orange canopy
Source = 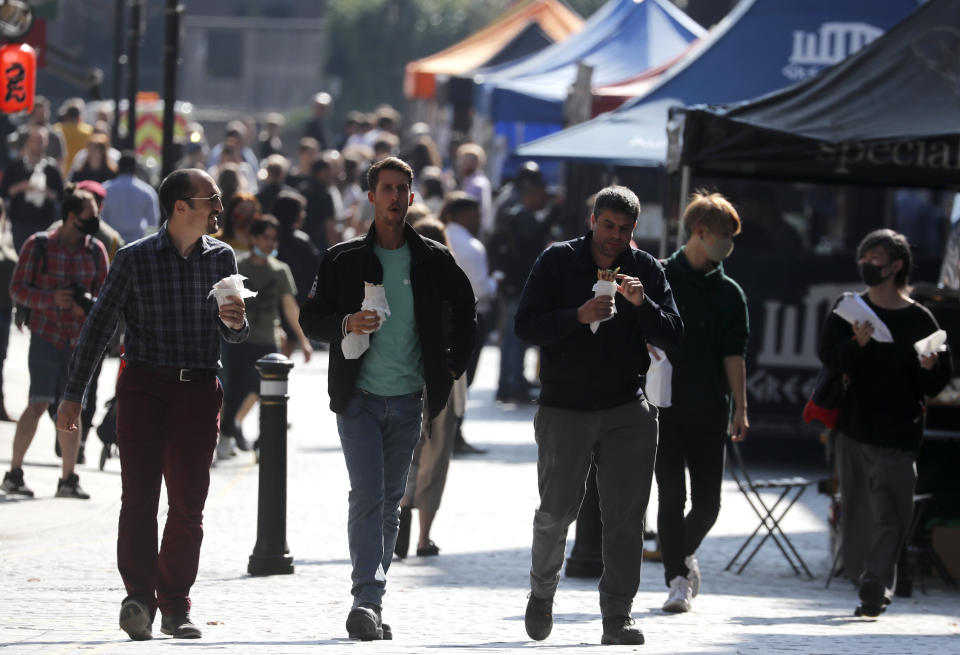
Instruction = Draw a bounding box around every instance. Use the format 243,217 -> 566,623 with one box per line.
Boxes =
404,0 -> 583,100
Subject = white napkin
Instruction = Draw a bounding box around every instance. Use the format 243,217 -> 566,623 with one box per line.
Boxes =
914,329 -> 948,358
342,284 -> 391,359
645,347 -> 672,407
832,293 -> 894,343
207,274 -> 258,307
589,280 -> 618,333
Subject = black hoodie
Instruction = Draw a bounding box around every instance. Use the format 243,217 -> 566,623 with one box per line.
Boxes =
660,248 -> 749,428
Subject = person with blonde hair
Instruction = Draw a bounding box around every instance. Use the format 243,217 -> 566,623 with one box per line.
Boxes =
655,190 -> 749,614
455,142 -> 492,235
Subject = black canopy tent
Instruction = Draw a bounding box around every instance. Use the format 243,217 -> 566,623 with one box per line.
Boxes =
668,0 -> 960,190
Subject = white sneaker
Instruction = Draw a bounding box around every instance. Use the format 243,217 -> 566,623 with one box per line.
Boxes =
663,576 -> 692,613
685,554 -> 701,597
216,435 -> 236,460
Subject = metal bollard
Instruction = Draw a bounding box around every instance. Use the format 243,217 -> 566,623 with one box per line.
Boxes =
248,353 -> 295,576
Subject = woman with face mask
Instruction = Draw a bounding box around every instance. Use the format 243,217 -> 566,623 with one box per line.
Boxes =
818,229 -> 951,618
653,191 -> 750,614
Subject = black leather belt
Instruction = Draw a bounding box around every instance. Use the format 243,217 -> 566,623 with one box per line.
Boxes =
127,361 -> 217,382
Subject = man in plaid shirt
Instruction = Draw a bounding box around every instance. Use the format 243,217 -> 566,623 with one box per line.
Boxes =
1,185 -> 107,500
56,168 -> 248,641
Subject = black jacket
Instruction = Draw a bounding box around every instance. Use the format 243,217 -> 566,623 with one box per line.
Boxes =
300,222 -> 477,420
515,233 -> 683,410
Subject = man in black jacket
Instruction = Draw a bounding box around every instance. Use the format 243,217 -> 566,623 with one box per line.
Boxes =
299,157 -> 476,641
516,186 -> 682,646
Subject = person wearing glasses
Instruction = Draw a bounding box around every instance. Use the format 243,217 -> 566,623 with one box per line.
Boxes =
56,169 -> 249,641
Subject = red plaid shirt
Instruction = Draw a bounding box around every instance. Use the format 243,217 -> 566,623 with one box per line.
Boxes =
10,228 -> 108,349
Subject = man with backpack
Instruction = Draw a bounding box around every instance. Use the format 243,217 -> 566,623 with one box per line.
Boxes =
0,185 -> 107,499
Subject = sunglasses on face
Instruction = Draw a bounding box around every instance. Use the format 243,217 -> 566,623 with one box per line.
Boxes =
185,193 -> 223,206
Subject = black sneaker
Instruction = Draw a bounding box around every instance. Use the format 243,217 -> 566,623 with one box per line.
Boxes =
1,468 -> 34,497
524,593 -> 553,641
119,598 -> 153,641
160,611 -> 202,638
601,616 -> 644,645
855,580 -> 889,617
55,473 -> 90,499
346,604 -> 383,641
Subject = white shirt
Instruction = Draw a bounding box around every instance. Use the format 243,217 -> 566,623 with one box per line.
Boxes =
461,172 -> 493,237
446,221 -> 497,312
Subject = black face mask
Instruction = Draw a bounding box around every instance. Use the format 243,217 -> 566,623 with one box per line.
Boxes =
78,216 -> 100,236
859,261 -> 892,287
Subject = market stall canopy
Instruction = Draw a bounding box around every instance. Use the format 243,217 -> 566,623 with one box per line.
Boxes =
516,0 -> 920,166
474,0 -> 704,124
589,47 -> 692,116
669,0 -> 960,189
404,0 -> 583,100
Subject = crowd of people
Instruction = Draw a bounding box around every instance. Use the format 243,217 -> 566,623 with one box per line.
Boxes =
0,92 -> 952,645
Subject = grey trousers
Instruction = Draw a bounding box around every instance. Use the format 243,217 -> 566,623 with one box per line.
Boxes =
530,399 -> 658,618
837,432 -> 917,601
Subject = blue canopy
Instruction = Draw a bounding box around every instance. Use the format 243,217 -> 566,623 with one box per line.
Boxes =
475,0 -> 704,124
516,0 -> 922,166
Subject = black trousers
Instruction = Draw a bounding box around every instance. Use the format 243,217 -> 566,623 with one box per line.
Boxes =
654,408 -> 726,586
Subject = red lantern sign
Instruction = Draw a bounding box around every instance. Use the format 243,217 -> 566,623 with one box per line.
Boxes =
0,43 -> 36,114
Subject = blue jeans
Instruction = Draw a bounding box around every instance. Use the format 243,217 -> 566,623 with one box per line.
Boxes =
498,297 -> 529,396
336,389 -> 424,608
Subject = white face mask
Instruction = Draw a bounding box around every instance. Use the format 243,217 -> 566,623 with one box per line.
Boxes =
701,230 -> 734,263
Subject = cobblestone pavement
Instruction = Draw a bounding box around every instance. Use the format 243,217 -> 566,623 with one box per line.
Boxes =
1,330 -> 958,654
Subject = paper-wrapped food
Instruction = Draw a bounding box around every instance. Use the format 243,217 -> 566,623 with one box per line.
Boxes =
914,329 -> 948,358
342,282 -> 392,359
832,292 -> 893,343
590,267 -> 619,334
645,346 -> 672,407
207,274 -> 258,307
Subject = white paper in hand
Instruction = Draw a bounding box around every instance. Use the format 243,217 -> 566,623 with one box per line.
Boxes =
645,347 -> 672,407
914,329 -> 948,358
832,293 -> 894,343
342,283 -> 392,359
207,274 -> 258,307
590,280 -> 618,333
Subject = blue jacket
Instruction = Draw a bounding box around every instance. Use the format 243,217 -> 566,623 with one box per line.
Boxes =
515,233 -> 683,410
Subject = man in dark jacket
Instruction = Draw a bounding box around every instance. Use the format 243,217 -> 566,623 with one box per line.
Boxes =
516,185 -> 683,646
299,157 -> 476,641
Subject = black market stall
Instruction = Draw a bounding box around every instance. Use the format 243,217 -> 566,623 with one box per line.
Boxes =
668,0 -> 960,586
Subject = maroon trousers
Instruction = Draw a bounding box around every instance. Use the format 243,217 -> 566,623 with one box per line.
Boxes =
115,366 -> 222,617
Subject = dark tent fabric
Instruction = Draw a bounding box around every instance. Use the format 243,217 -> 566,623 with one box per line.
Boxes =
516,0 -> 920,166
475,0 -> 704,124
670,0 -> 960,189
484,22 -> 554,68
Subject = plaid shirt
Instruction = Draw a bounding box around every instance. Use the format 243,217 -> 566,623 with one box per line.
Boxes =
63,223 -> 249,402
9,228 -> 108,349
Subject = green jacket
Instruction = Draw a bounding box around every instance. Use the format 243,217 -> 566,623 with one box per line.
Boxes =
662,247 -> 749,424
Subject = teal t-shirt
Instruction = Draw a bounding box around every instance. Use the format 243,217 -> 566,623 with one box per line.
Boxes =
355,243 -> 425,396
